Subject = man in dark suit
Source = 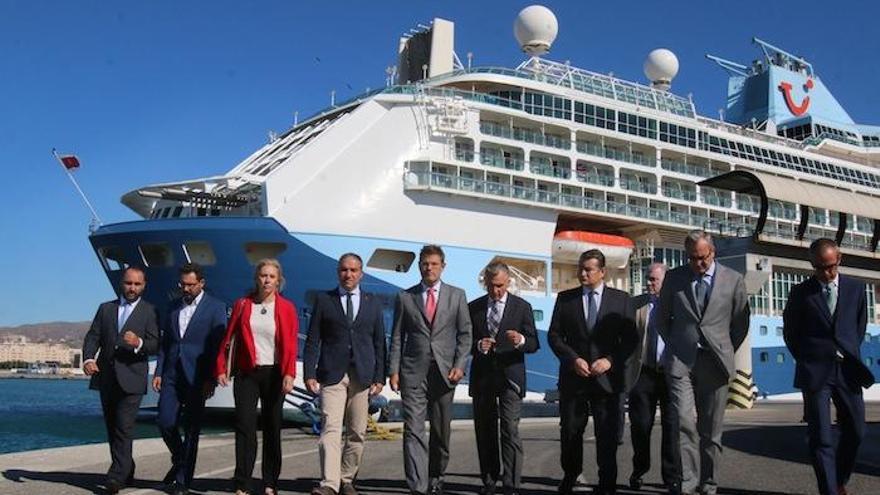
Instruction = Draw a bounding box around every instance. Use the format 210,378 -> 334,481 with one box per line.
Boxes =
468,261 -> 539,495
656,230 -> 749,495
389,244 -> 472,495
548,249 -> 637,495
783,238 -> 875,495
625,263 -> 680,493
153,263 -> 228,495
82,266 -> 159,494
304,253 -> 387,495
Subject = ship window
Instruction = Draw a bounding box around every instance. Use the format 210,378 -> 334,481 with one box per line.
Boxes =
367,249 -> 415,273
776,326 -> 783,336
182,241 -> 217,266
244,242 -> 287,265
136,243 -> 173,268
759,325 -> 768,336
172,206 -> 183,217
776,353 -> 785,363
759,352 -> 768,363
532,309 -> 544,322
99,246 -> 129,272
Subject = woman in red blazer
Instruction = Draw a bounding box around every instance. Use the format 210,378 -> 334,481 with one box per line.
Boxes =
216,258 -> 298,495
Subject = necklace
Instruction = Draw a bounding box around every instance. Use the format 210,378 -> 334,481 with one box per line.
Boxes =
260,304 -> 268,315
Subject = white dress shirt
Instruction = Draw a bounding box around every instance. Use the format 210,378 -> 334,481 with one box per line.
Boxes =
250,301 -> 277,366
646,296 -> 665,363
421,280 -> 442,305
117,297 -> 143,353
486,292 -> 525,348
582,282 -> 605,319
338,285 -> 361,320
178,291 -> 204,338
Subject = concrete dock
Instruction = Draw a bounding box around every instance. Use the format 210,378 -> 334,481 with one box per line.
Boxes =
1,402 -> 878,494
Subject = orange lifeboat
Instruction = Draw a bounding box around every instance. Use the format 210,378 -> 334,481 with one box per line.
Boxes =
552,231 -> 635,268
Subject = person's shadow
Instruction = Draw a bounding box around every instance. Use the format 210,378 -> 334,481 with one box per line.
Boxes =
3,469 -> 159,494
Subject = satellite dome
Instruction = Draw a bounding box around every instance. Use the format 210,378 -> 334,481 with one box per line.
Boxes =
644,48 -> 679,91
514,5 -> 558,56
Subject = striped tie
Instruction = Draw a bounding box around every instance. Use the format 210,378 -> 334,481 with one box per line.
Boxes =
488,299 -> 501,338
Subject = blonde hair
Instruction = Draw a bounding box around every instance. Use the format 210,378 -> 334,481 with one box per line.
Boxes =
252,258 -> 285,296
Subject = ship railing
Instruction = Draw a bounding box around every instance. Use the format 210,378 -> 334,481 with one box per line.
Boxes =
575,141 -> 656,168
801,131 -> 879,149
660,158 -> 714,178
479,121 -> 572,150
405,170 -> 755,236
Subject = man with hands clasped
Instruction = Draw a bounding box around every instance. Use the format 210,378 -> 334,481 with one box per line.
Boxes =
468,261 -> 539,495
548,250 -> 638,495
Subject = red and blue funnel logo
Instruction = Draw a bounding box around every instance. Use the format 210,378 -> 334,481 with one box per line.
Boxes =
779,78 -> 813,116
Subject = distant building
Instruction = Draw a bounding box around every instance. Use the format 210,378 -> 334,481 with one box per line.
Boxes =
0,336 -> 80,366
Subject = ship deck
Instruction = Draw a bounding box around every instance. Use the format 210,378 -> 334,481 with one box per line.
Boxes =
1,402 -> 878,494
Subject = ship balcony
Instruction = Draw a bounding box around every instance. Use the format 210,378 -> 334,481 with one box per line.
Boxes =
660,158 -> 715,178
479,144 -> 525,171
576,140 -> 655,168
403,166 -> 754,237
479,121 -> 572,151
530,154 -> 572,179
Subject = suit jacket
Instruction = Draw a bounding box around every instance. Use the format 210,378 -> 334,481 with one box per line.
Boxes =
547,285 -> 637,394
656,263 -> 750,380
303,288 -> 387,387
388,281 -> 473,388
624,293 -> 655,391
783,275 -> 875,392
82,298 -> 160,395
156,293 -> 228,387
468,293 -> 539,398
215,294 -> 299,378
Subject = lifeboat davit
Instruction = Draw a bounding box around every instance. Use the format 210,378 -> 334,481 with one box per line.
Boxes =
552,231 -> 635,268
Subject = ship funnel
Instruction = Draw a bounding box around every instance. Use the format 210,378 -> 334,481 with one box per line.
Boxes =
514,5 -> 558,56
644,48 -> 679,91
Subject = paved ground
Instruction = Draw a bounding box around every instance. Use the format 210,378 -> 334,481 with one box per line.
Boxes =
1,402 -> 878,495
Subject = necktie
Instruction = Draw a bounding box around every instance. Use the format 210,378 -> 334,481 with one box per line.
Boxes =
645,299 -> 659,369
346,292 -> 354,324
695,277 -> 708,315
488,299 -> 501,338
586,290 -> 598,331
425,287 -> 437,325
826,283 -> 837,315
118,302 -> 133,333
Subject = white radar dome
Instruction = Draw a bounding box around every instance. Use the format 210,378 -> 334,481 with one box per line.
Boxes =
644,48 -> 679,91
514,5 -> 558,56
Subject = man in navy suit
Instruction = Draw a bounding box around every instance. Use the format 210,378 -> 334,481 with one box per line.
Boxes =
304,253 -> 387,495
783,238 -> 875,495
82,266 -> 160,494
548,249 -> 638,495
468,261 -> 539,495
153,263 -> 228,495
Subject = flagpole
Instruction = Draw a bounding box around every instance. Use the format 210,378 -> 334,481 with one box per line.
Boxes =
52,148 -> 103,229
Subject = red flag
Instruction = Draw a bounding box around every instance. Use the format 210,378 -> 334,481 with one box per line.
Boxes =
60,155 -> 80,170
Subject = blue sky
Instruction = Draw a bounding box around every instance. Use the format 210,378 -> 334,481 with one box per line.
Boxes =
1,1 -> 879,326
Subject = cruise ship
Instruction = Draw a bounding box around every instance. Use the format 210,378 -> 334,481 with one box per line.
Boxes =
88,6 -> 880,412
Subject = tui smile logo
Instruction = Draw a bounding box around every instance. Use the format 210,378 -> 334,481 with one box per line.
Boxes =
779,78 -> 813,116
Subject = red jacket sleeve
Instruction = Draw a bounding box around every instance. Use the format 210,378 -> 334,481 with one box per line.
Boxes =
279,298 -> 299,377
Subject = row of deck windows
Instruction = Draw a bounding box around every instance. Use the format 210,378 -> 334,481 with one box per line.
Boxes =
472,88 -> 880,189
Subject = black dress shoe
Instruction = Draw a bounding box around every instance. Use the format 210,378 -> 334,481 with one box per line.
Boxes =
429,479 -> 444,495
629,476 -> 643,490
105,478 -> 123,494
172,487 -> 190,495
480,485 -> 495,495
163,466 -> 178,486
558,476 -> 576,495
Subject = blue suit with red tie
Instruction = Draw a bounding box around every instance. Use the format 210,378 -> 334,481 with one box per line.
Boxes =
783,274 -> 875,495
156,292 -> 228,490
